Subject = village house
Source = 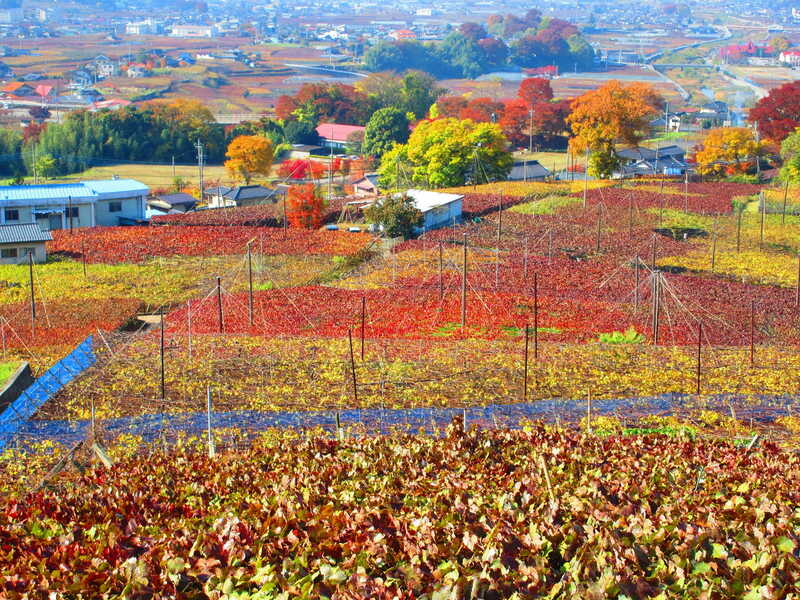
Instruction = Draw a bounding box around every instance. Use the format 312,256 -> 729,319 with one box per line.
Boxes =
0,223 -> 52,265
205,185 -> 284,208
351,173 -> 379,196
0,179 -> 149,231
315,123 -> 365,151
616,145 -> 688,177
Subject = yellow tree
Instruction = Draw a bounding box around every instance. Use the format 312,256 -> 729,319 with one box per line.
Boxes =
694,127 -> 764,177
224,135 -> 274,184
567,81 -> 662,177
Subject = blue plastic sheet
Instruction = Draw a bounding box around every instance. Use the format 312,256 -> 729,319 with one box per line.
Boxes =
12,391 -> 798,448
0,336 -> 95,450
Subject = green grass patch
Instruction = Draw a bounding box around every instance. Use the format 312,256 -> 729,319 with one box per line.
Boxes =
502,325 -> 563,337
0,361 -> 21,385
509,195 -> 581,216
597,327 -> 645,344
646,208 -> 713,230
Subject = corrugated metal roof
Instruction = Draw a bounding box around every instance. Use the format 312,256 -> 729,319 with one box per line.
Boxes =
0,179 -> 149,203
316,123 -> 365,142
404,189 -> 463,213
82,179 -> 149,196
0,223 -> 53,244
0,183 -> 94,202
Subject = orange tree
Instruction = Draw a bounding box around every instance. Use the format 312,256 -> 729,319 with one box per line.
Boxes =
286,184 -> 326,229
567,80 -> 662,177
693,127 -> 764,177
224,135 -> 274,184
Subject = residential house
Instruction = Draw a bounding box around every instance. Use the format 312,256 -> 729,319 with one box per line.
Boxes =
403,189 -> 463,232
352,173 -> 379,196
68,69 -> 93,88
206,185 -> 284,208
779,50 -> 800,66
86,55 -> 118,79
0,223 -> 52,264
507,160 -> 550,182
0,179 -> 149,231
316,123 -> 365,151
616,145 -> 688,177
126,64 -> 151,78
146,192 -> 198,218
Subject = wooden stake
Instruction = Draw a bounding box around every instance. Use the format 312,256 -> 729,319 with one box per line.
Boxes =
360,296 -> 366,361
533,272 -> 539,361
523,323 -> 529,402
160,306 -> 166,401
207,386 -> 215,458
783,177 -> 790,224
711,228 -> 717,272
523,237 -> 529,282
684,170 -> 689,212
438,242 -> 444,301
736,208 -> 742,252
595,204 -> 602,253
695,322 -> 702,396
750,300 -> 755,367
247,244 -> 254,328
760,191 -> 765,247
28,251 -> 35,333
795,254 -> 800,308
582,146 -> 589,208
634,256 -> 640,312
651,234 -> 657,270
539,455 -> 555,504
348,328 -> 358,404
187,301 -> 192,361
652,273 -> 660,345
497,195 -> 503,243
461,233 -> 467,329
216,276 -> 224,333
81,237 -> 87,277
282,196 -> 288,235
586,390 -> 592,433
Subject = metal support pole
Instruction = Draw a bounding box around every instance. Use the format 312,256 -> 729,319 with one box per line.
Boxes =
216,276 -> 223,334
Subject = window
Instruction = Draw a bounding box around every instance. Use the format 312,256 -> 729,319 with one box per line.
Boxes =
1,248 -> 18,259
23,247 -> 35,257
109,201 -> 122,213
4,209 -> 18,221
66,206 -> 79,218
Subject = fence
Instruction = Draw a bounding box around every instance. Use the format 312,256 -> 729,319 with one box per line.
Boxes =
0,336 -> 95,451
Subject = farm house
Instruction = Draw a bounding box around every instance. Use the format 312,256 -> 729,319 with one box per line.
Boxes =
404,189 -> 463,231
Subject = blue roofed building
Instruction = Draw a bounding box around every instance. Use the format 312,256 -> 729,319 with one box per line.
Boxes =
0,179 -> 148,230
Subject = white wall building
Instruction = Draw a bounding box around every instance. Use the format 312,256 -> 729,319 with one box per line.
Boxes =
0,179 -> 149,231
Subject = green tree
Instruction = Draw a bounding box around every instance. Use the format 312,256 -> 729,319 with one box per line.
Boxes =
284,120 -> 319,145
779,127 -> 800,182
365,194 -> 423,238
378,117 -> 513,188
35,153 -> 57,180
363,107 -> 410,157
0,129 -> 23,177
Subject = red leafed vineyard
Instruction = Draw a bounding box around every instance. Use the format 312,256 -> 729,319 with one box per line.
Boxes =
0,428 -> 798,597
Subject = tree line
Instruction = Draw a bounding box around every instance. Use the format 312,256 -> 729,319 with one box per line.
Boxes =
364,11 -> 595,79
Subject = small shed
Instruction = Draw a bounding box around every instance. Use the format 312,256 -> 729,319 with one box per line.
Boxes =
0,223 -> 52,264
352,173 -> 379,196
404,189 -> 463,231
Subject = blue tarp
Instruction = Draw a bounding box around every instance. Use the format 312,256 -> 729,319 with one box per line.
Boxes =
0,336 -> 95,450
13,392 -> 798,448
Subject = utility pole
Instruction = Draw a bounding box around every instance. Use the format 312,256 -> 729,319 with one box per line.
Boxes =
195,140 -> 205,198
528,107 -> 534,154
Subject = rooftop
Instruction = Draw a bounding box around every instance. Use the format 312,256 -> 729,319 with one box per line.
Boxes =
403,189 -> 463,213
0,179 -> 149,203
0,223 -> 53,244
